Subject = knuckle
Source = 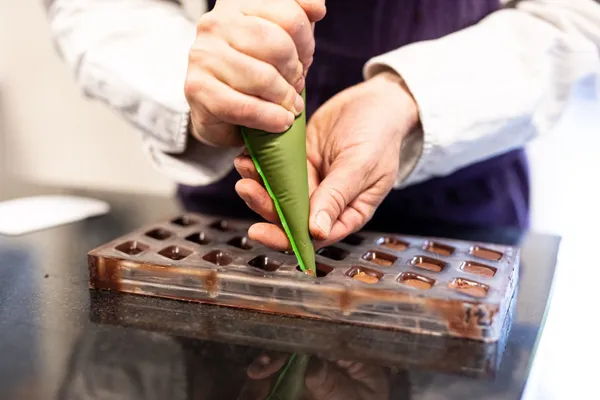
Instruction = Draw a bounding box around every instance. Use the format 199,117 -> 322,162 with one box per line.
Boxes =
327,186 -> 349,216
196,12 -> 220,35
254,64 -> 279,90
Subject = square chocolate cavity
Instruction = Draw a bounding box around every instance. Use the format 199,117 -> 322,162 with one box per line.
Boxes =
115,240 -> 149,256
460,261 -> 497,278
209,220 -> 233,232
469,246 -> 503,261
398,272 -> 435,290
423,241 -> 455,257
248,256 -> 281,272
185,232 -> 211,245
170,216 -> 197,227
158,245 -> 192,261
362,250 -> 397,267
202,250 -> 233,266
347,266 -> 384,284
296,262 -> 334,278
227,236 -> 253,250
449,278 -> 489,298
317,246 -> 349,261
341,234 -> 365,246
377,237 -> 409,252
145,228 -> 173,241
410,256 -> 445,273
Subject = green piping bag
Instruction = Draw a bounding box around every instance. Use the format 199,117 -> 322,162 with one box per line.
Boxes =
241,89 -> 316,274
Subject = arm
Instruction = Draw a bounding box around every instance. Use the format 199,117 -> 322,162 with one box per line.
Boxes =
45,0 -> 242,186
364,0 -> 600,188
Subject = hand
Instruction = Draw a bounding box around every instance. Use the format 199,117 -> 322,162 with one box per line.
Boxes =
234,71 -> 419,250
184,0 -> 326,147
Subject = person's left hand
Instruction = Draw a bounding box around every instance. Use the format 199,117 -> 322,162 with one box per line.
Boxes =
234,71 -> 419,250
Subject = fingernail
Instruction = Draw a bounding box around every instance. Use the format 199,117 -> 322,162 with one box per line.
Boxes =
292,93 -> 304,116
315,211 -> 331,237
283,112 -> 294,131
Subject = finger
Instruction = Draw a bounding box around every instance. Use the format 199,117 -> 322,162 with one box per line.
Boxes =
295,0 -> 327,23
247,353 -> 290,380
195,38 -> 303,115
240,1 -> 315,72
305,359 -> 355,400
235,179 -> 280,223
234,155 -> 261,182
219,15 -> 305,93
308,163 -> 364,241
248,223 -> 290,251
307,159 -> 320,196
185,70 -> 294,133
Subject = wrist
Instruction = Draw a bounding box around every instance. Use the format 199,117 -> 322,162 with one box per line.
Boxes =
368,69 -> 420,138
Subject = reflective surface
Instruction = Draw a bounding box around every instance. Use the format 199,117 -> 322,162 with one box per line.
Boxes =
0,183 -> 559,399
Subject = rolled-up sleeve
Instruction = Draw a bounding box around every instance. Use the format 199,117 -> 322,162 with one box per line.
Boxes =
45,0 -> 241,186
364,0 -> 600,188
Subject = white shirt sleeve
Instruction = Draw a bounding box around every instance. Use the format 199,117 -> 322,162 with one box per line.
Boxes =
364,0 -> 600,189
46,0 -> 241,186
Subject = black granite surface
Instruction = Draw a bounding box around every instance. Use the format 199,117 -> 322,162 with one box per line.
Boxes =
0,183 -> 559,399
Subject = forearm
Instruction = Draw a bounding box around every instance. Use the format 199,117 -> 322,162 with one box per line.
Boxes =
46,0 -> 240,185
365,0 -> 600,188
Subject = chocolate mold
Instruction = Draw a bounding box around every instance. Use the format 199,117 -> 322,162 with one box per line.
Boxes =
88,213 -> 520,342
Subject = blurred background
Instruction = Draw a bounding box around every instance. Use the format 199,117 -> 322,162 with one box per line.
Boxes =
1,1 -> 599,398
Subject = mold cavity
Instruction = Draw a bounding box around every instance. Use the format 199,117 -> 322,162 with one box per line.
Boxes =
423,241 -> 455,257
461,261 -> 497,277
227,236 -> 253,250
185,232 -> 212,245
145,228 -> 173,241
362,250 -> 397,267
377,237 -> 409,252
398,272 -> 434,290
115,240 -> 149,256
317,246 -> 349,261
296,262 -> 334,278
450,278 -> 489,298
158,245 -> 192,261
171,216 -> 197,227
202,250 -> 234,266
470,246 -> 503,261
341,234 -> 365,246
209,220 -> 233,232
248,256 -> 282,272
347,266 -> 383,284
410,256 -> 446,273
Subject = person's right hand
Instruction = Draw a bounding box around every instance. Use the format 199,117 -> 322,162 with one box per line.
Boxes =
184,0 -> 326,147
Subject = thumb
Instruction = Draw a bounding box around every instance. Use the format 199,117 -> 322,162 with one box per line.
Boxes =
309,164 -> 363,241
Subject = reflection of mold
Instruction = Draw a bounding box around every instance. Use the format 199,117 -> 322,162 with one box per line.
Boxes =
450,278 -> 489,298
423,241 -> 455,256
317,246 -> 349,261
203,250 -> 233,266
115,240 -> 148,256
341,234 -> 365,246
209,220 -> 233,232
362,250 -> 397,267
461,261 -> 497,277
398,272 -> 434,290
470,246 -> 503,261
185,232 -> 211,245
227,236 -> 253,250
145,228 -> 173,241
296,262 -> 333,277
171,215 -> 197,227
158,245 -> 192,261
410,256 -> 445,272
248,256 -> 281,272
377,237 -> 409,252
347,266 -> 383,284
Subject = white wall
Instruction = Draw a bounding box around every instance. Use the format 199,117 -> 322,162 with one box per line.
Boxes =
0,0 -> 177,195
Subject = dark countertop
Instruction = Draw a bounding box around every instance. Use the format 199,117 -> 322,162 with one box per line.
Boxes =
0,182 -> 559,400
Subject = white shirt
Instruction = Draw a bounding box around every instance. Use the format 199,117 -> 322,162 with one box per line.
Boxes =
45,0 -> 600,188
